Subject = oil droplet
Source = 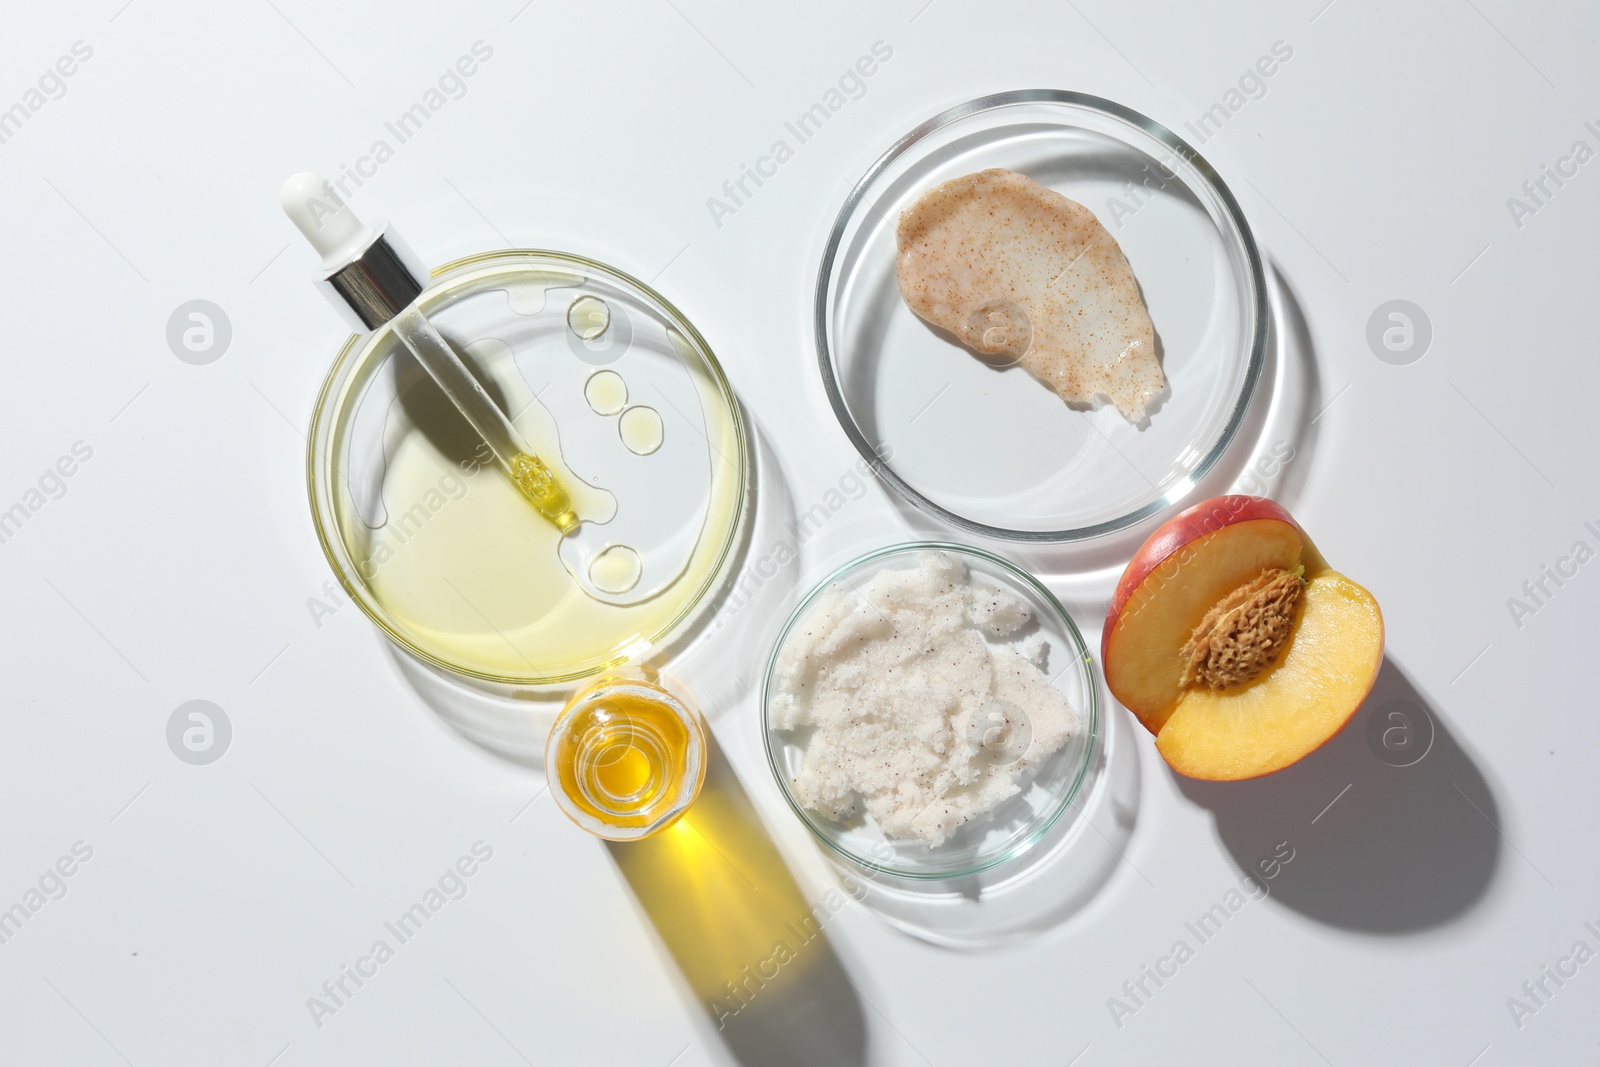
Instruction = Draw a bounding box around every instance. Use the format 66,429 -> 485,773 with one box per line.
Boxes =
584,369 -> 628,416
619,405 -> 663,456
568,295 -> 611,342
589,544 -> 643,594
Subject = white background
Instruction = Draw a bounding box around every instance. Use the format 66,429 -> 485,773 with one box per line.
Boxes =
2,1 -> 1596,1064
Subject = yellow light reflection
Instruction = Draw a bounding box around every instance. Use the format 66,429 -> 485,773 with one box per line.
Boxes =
607,735 -> 868,1066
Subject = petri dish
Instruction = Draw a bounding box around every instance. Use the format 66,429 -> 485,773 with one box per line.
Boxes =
816,91 -> 1268,541
761,542 -> 1099,880
307,250 -> 748,687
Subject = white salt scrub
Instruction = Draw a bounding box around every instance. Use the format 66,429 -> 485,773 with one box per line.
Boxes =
770,551 -> 1078,846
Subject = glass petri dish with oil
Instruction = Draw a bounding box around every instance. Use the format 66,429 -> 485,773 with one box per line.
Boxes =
307,250 -> 748,688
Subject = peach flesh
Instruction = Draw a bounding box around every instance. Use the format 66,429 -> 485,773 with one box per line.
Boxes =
1102,496 -> 1383,780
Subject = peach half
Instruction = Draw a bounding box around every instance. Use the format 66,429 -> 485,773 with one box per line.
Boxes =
1103,496 -> 1383,781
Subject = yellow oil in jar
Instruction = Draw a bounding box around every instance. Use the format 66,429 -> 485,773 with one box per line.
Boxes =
593,741 -> 654,799
548,680 -> 706,839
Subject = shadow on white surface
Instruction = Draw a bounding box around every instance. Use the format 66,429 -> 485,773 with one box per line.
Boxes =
387,642 -> 559,769
609,733 -> 869,1067
1265,265 -> 1322,514
1174,656 -> 1501,934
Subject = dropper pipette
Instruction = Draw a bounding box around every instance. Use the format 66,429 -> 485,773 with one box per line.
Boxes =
280,172 -> 578,533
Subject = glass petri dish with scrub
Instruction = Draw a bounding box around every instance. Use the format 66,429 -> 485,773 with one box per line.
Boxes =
816,91 -> 1269,542
761,542 -> 1099,880
285,174 -> 745,838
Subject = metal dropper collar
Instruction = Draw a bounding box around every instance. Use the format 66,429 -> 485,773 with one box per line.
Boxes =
280,172 -> 428,332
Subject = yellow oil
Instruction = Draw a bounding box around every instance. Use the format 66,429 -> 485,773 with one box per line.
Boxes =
588,544 -> 642,594
550,682 -> 702,835
595,742 -> 653,797
509,452 -> 578,532
619,405 -> 664,455
583,369 -> 628,415
567,294 -> 611,341
350,330 -> 743,683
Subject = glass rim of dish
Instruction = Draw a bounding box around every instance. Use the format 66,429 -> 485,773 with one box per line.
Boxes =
306,248 -> 750,687
760,540 -> 1101,881
813,89 -> 1270,543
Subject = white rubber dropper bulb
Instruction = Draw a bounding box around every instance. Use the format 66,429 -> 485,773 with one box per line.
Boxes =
280,171 -> 375,272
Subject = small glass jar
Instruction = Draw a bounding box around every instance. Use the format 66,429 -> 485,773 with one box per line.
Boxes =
546,676 -> 707,841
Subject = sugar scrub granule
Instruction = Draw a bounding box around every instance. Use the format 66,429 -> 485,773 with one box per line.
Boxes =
771,551 -> 1079,846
